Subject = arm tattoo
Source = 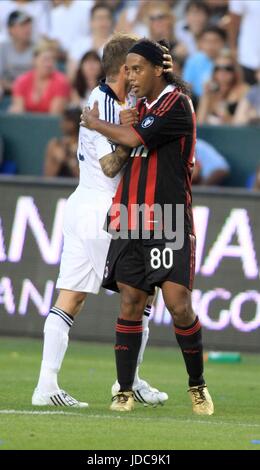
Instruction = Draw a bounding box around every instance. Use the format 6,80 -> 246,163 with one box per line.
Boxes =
100,145 -> 131,178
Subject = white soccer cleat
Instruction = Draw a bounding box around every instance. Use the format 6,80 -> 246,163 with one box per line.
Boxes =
32,389 -> 89,408
111,379 -> 168,407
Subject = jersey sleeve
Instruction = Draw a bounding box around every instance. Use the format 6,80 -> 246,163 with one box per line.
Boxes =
89,91 -> 118,160
94,133 -> 115,160
132,94 -> 194,151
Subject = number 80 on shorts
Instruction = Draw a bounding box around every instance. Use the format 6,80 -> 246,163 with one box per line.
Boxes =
150,247 -> 174,269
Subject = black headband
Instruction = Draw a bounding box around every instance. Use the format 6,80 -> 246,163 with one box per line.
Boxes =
128,40 -> 164,66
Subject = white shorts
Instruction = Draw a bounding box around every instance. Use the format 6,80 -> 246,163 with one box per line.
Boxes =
56,186 -> 113,294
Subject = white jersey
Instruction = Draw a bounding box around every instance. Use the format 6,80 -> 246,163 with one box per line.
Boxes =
57,83 -> 129,293
77,84 -> 124,196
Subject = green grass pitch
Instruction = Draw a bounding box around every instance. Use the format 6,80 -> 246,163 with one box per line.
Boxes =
0,337 -> 259,450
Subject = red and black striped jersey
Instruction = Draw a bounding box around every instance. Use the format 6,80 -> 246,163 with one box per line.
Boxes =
110,85 -> 196,237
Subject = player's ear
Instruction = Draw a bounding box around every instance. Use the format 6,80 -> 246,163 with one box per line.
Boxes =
120,63 -> 127,77
154,65 -> 164,77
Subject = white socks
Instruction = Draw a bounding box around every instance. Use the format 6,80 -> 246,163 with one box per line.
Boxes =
37,305 -> 151,393
133,306 -> 151,387
36,307 -> 74,395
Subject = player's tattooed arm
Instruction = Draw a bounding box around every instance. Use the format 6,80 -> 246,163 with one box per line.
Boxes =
100,145 -> 131,178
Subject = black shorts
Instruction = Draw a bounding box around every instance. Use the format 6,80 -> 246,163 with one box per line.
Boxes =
102,233 -> 196,294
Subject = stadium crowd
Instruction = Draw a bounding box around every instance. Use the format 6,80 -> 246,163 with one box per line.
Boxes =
0,0 -> 259,185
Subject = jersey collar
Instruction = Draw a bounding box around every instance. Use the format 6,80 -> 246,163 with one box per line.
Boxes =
145,84 -> 175,110
99,80 -> 121,102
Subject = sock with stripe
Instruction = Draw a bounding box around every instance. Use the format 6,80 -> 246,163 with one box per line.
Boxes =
36,306 -> 74,394
115,318 -> 143,392
133,305 -> 151,387
174,316 -> 205,387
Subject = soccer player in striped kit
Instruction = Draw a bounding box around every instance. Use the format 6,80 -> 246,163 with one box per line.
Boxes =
81,38 -> 214,414
32,34 -> 171,408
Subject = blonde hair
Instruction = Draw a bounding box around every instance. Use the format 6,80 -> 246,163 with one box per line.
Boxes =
33,39 -> 58,57
102,33 -> 139,78
214,48 -> 243,85
148,1 -> 173,15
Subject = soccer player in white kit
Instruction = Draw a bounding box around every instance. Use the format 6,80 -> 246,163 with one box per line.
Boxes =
32,34 -> 169,408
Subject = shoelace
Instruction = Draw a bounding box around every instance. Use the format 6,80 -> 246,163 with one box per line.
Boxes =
189,386 -> 207,405
112,392 -> 131,404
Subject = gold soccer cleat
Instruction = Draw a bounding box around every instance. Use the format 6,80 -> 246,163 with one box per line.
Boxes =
110,391 -> 135,412
188,385 -> 214,415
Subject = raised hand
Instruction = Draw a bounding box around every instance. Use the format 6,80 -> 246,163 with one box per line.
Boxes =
120,108 -> 139,125
80,101 -> 99,130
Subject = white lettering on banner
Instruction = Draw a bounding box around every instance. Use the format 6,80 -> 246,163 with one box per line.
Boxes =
1,197 -> 260,336
0,199 -> 259,279
0,277 -> 15,314
8,197 -> 65,264
201,209 -> 258,279
0,218 -> 7,262
151,289 -> 260,332
198,289 -> 231,330
18,279 -> 54,316
1,278 -> 260,332
230,291 -> 260,332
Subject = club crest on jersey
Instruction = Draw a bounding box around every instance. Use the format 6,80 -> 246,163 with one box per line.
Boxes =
141,116 -> 154,128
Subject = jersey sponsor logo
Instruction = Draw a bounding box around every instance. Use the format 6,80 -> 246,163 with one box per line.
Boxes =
141,116 -> 154,128
130,145 -> 148,158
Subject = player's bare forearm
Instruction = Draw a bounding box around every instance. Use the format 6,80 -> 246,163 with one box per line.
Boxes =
97,119 -> 140,147
80,106 -> 141,147
85,117 -> 140,147
100,145 -> 131,178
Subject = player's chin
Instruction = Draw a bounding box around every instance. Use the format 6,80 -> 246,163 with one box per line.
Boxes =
135,89 -> 143,99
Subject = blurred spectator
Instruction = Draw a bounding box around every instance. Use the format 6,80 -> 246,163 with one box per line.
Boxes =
116,0 -> 188,39
183,25 -> 226,97
105,0 -> 124,19
9,40 -> 71,114
175,1 -> 210,57
67,2 -> 113,81
171,0 -> 190,21
197,49 -> 248,125
204,0 -> 229,26
146,1 -> 187,59
71,50 -> 103,107
147,2 -> 175,43
0,11 -> 34,97
115,0 -> 149,37
234,68 -> 260,125
192,139 -> 230,185
229,0 -> 260,85
44,106 -> 81,177
0,0 -> 49,42
49,0 -> 94,57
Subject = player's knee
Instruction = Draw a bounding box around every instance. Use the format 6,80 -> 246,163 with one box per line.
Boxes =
120,292 -> 145,321
166,300 -> 193,327
65,292 -> 86,317
73,292 -> 86,310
